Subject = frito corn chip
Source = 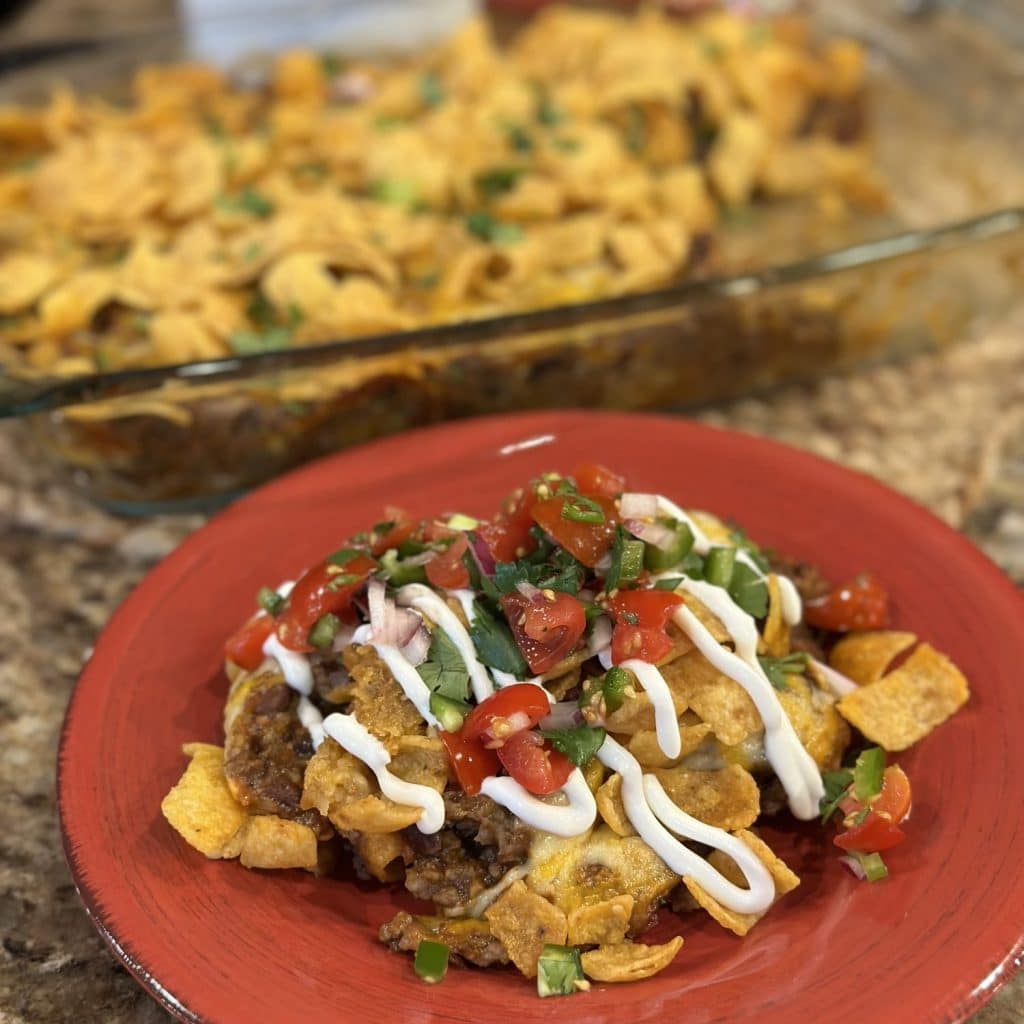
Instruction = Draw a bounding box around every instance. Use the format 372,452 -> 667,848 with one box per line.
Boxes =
328,794 -> 422,834
580,937 -> 683,982
237,815 -> 318,871
389,735 -> 449,791
651,764 -> 760,831
596,773 -> 636,837
567,895 -> 634,946
777,676 -> 851,772
661,651 -> 761,746
829,631 -> 917,686
684,829 -> 799,936
351,831 -> 412,883
528,827 -> 677,934
301,737 -> 374,816
161,742 -> 247,859
344,645 -> 427,741
837,642 -> 969,751
762,575 -> 790,657
485,881 -> 568,979
627,723 -> 713,769
0,254 -> 56,314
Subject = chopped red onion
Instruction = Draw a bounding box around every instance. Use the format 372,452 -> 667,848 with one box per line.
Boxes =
400,624 -> 432,667
330,622 -> 358,653
625,517 -> 676,550
540,702 -> 583,730
809,656 -> 859,698
515,580 -> 542,601
578,588 -> 595,602
588,614 -> 613,655
469,532 -> 496,577
619,492 -> 659,519
838,855 -> 866,880
367,577 -> 421,646
594,552 -> 613,573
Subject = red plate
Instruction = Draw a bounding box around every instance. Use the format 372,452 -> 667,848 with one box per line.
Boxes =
59,411 -> 1024,1024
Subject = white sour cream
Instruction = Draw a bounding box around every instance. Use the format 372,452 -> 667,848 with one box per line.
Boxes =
298,696 -> 326,750
261,632 -> 313,696
321,712 -> 445,834
396,584 -> 495,702
619,659 -> 681,760
480,769 -> 596,837
673,604 -> 824,820
372,642 -> 440,728
597,736 -> 774,915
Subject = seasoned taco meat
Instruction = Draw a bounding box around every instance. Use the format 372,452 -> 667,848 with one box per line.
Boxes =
380,912 -> 508,968
223,676 -> 332,840
402,792 -> 531,908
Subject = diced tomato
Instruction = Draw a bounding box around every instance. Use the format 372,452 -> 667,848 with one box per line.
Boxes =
424,532 -> 470,590
805,572 -> 890,632
463,684 -> 552,745
834,811 -> 906,853
573,463 -> 626,499
275,553 -> 377,652
497,729 -> 574,796
873,765 -> 912,825
606,589 -> 684,665
478,484 -> 543,563
371,519 -> 419,556
224,613 -> 274,671
500,590 -> 587,674
440,729 -> 500,796
530,494 -> 618,568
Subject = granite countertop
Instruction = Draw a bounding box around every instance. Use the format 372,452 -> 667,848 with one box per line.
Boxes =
1,312 -> 1023,1023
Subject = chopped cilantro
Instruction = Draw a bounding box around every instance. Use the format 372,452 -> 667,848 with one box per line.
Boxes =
469,599 -> 528,675
465,212 -> 524,244
417,628 -> 471,701
228,327 -> 291,355
474,166 -> 525,200
758,651 -> 808,691
320,53 -> 345,77
327,547 -> 362,566
419,72 -> 446,108
371,177 -> 419,209
215,187 -> 275,218
506,123 -> 535,153
820,768 -> 854,823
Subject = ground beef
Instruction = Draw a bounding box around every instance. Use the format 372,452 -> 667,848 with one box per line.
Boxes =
308,649 -> 353,707
379,912 -> 508,968
402,792 -> 531,909
223,680 -> 332,840
766,552 -> 832,603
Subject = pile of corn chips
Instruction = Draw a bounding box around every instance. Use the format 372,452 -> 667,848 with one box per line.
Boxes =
1,6 -> 882,384
162,495 -> 969,989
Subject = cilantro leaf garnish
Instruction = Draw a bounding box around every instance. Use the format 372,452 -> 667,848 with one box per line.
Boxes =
474,166 -> 525,199
757,651 -> 808,691
469,599 -> 528,675
819,768 -> 854,823
417,628 -> 471,701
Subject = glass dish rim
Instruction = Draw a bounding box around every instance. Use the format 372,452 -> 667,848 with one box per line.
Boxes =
2,207 -> 1022,419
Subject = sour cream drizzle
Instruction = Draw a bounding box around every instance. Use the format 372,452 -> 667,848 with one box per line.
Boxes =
321,712 -> 445,834
480,770 -> 597,837
262,632 -> 314,696
598,736 -> 774,914
619,659 -> 681,760
673,603 -> 823,820
298,696 -> 326,750
396,584 -> 495,702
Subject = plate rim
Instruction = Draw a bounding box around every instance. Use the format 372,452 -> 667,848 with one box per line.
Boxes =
57,409 -> 1024,1024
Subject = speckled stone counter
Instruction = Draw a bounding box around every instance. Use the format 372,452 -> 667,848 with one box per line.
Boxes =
1,308 -> 1023,1023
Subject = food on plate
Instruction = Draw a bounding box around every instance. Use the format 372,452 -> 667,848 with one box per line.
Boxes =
162,464 -> 968,993
0,6 -> 881,381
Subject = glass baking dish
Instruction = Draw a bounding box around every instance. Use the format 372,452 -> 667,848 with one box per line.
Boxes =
1,0 -> 1022,514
